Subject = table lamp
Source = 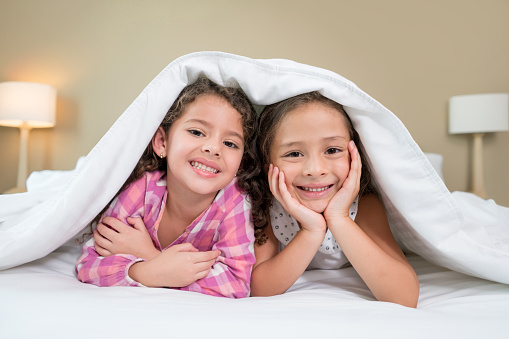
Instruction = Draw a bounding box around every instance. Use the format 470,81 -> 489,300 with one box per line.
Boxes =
448,93 -> 509,198
0,81 -> 57,193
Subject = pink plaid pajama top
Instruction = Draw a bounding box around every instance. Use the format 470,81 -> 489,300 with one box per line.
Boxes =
75,171 -> 255,298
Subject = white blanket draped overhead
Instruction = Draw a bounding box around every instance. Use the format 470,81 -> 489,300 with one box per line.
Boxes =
0,51 -> 508,284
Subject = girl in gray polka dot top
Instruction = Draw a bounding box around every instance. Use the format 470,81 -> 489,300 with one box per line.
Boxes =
247,92 -> 419,308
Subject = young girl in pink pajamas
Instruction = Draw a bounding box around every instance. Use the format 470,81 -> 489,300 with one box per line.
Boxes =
76,76 -> 257,298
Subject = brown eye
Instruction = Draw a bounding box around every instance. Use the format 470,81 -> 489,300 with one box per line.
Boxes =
224,141 -> 239,149
284,151 -> 302,158
325,148 -> 341,155
188,129 -> 204,137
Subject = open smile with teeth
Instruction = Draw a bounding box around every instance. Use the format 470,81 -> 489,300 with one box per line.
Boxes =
191,161 -> 219,174
299,184 -> 333,192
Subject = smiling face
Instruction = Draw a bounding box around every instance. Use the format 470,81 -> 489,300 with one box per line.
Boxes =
270,101 -> 352,213
157,94 -> 244,201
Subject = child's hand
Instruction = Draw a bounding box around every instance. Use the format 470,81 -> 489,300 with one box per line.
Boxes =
324,141 -> 361,222
94,217 -> 160,260
129,243 -> 221,287
269,164 -> 326,234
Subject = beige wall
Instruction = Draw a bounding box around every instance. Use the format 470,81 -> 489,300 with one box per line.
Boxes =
1,0 -> 508,205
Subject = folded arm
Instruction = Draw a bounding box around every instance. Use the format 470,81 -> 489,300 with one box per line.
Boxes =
179,204 -> 256,298
76,238 -> 143,287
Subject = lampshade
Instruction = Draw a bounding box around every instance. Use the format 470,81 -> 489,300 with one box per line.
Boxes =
448,93 -> 509,134
0,81 -> 57,128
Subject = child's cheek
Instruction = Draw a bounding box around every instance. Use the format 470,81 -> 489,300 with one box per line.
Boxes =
284,177 -> 299,201
338,158 -> 351,175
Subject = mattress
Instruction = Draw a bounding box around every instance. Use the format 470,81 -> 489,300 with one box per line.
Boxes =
1,239 -> 508,338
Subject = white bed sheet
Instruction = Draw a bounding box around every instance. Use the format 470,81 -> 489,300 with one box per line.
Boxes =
1,240 -> 508,339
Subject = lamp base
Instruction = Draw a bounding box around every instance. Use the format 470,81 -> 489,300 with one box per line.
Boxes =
2,125 -> 30,195
471,133 -> 487,199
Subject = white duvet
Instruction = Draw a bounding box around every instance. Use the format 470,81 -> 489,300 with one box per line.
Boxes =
0,51 -> 508,286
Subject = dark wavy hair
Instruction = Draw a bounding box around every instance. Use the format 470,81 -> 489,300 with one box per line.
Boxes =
90,75 -> 257,228
249,91 -> 377,245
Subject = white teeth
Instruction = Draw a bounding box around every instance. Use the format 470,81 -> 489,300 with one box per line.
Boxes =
301,186 -> 330,192
191,161 -> 218,174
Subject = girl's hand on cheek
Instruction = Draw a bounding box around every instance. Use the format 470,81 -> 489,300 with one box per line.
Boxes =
324,141 -> 361,222
268,164 -> 326,234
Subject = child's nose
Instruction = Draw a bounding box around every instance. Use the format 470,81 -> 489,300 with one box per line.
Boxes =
202,142 -> 221,157
303,156 -> 327,177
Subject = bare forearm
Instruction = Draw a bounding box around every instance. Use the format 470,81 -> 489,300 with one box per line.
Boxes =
329,218 -> 419,307
138,247 -> 161,261
128,261 -> 161,287
352,248 -> 419,307
251,229 -> 324,297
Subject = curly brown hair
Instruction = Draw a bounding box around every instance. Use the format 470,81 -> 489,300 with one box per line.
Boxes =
90,75 -> 257,227
249,91 -> 377,245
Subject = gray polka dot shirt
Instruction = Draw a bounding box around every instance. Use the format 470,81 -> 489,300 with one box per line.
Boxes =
270,196 -> 359,269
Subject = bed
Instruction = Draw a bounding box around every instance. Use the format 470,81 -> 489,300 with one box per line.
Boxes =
1,52 -> 509,338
